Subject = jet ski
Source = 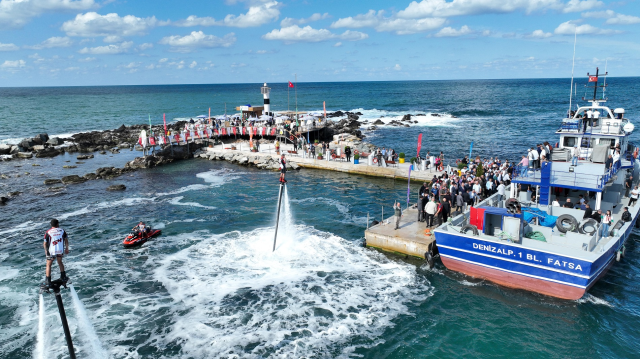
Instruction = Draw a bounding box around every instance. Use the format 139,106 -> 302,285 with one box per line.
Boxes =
123,229 -> 161,248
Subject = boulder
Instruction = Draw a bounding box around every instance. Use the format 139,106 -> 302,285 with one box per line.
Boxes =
16,152 -> 33,159
401,114 -> 412,122
0,197 -> 7,205
36,148 -> 61,158
99,151 -> 106,155
0,144 -> 11,155
118,143 -> 131,149
62,165 -> 77,169
61,175 -> 87,184
373,119 -> 385,125
83,173 -> 98,180
44,179 -> 62,185
10,145 -> 21,154
47,137 -> 63,146
20,139 -> 34,149
106,184 -> 126,191
114,124 -> 127,133
48,186 -> 65,192
77,154 -> 94,160
36,133 -> 49,143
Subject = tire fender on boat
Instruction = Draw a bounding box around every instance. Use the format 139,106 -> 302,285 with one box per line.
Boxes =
578,218 -> 598,235
556,214 -> 578,233
460,224 -> 479,236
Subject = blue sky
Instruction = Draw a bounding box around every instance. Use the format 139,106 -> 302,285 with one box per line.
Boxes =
0,0 -> 638,86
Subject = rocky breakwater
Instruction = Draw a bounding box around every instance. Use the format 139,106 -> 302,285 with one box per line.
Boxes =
1,121 -> 190,162
197,150 -> 300,172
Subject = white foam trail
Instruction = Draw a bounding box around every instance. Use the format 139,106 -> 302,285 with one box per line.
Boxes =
167,196 -> 216,209
34,294 -> 45,359
153,226 -> 430,357
336,108 -> 460,128
577,293 -> 614,307
69,285 -> 108,359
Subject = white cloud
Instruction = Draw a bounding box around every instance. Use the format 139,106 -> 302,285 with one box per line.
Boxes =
189,60 -> 197,68
554,20 -> 620,35
262,25 -> 368,43
0,0 -> 97,29
280,12 -> 329,27
333,42 -> 342,47
159,31 -> 236,52
0,59 -> 26,70
78,41 -> 133,54
61,12 -> 159,37
137,43 -> 153,51
172,1 -> 279,28
394,64 -> 401,71
26,36 -> 73,49
65,66 -> 79,71
395,0 -> 602,18
78,56 -> 96,62
434,25 -> 472,37
582,10 -> 640,25
103,35 -> 122,43
527,29 -> 553,38
0,42 -> 19,51
159,58 -> 168,63
331,9 -> 445,35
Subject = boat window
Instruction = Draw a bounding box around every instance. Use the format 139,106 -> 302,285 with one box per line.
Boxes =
581,137 -> 594,148
563,137 -> 577,147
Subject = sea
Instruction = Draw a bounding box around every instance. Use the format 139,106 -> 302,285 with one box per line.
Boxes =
1,78 -> 639,358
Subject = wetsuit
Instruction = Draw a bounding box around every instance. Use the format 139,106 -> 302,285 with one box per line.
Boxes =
280,158 -> 287,174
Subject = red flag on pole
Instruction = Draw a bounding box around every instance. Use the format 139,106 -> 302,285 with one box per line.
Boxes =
588,76 -> 598,82
417,133 -> 423,157
163,113 -> 167,135
323,101 -> 326,119
288,81 -> 294,88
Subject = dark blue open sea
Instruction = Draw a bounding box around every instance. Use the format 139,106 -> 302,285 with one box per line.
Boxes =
1,78 -> 639,358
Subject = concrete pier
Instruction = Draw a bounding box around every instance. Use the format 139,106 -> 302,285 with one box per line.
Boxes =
204,142 -> 445,181
364,208 -> 436,259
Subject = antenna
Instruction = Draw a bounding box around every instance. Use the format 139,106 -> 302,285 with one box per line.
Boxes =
568,29 -> 577,115
603,59 -> 608,100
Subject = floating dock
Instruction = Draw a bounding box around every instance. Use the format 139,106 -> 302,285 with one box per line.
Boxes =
364,208 -> 436,259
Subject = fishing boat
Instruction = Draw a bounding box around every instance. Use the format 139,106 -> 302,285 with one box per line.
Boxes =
433,69 -> 639,300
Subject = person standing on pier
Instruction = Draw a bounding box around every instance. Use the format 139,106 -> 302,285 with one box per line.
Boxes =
376,148 -> 382,166
394,203 -> 403,230
43,219 -> 69,288
345,146 -> 352,162
442,197 -> 451,224
424,198 -> 437,228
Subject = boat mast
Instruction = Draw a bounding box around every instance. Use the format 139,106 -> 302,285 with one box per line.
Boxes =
568,29 -> 577,114
603,60 -> 608,100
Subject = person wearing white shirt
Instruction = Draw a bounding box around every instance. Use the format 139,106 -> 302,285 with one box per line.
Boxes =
552,199 -> 560,207
497,182 -> 506,201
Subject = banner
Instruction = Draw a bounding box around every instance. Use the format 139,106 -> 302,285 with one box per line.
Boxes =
588,76 -> 598,82
149,136 -> 156,146
323,101 -> 326,120
417,133 -> 423,157
163,113 -> 167,135
469,142 -> 474,161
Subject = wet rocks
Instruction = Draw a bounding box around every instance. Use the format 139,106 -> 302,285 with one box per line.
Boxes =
126,155 -> 174,169
44,179 -> 62,185
373,119 -> 384,125
77,154 -> 94,160
47,137 -> 63,146
0,145 -> 11,155
16,152 -> 33,159
62,165 -> 77,169
83,173 -> 98,180
61,175 -> 87,184
35,148 -> 61,158
401,114 -> 412,122
0,196 -> 7,205
106,184 -> 126,191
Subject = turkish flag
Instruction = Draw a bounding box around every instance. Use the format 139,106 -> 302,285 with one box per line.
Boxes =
589,76 -> 598,82
149,136 -> 156,146
417,133 -> 423,156
288,81 -> 294,88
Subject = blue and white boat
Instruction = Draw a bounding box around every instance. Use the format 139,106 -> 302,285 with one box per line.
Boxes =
434,70 -> 639,299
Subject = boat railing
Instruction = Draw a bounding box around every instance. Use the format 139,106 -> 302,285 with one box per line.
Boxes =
512,165 -> 542,182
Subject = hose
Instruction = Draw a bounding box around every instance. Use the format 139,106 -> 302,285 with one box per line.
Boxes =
525,231 -> 547,242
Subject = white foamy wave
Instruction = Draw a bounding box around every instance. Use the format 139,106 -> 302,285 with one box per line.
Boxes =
0,137 -> 24,145
156,184 -> 210,196
0,220 -> 42,236
58,197 -> 156,220
339,108 -> 460,128
459,280 -> 483,287
153,225 -> 430,357
196,168 -> 241,185
167,196 -> 216,209
577,293 -> 614,307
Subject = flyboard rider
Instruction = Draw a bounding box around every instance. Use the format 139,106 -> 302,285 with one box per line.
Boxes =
279,154 -> 287,183
43,219 -> 69,288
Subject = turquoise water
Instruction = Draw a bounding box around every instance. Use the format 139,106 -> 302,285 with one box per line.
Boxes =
1,79 -> 639,358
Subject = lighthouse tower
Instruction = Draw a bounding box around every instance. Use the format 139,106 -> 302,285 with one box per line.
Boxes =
261,83 -> 271,116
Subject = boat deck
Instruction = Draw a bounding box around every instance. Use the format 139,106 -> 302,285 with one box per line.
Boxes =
364,208 -> 436,259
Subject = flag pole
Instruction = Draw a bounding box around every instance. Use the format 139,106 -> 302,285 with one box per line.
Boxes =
295,73 -> 298,123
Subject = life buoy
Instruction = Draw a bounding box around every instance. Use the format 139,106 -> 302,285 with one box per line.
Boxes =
290,135 -> 295,141
372,157 -> 378,164
633,147 -> 638,159
331,153 -> 337,159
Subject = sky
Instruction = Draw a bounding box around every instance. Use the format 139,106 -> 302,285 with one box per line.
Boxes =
0,0 -> 638,86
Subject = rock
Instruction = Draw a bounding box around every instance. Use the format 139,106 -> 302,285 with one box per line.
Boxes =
62,165 -> 77,169
0,197 -> 7,205
10,146 -> 21,154
20,139 -> 34,149
118,143 -> 131,149
99,151 -> 106,155
368,126 -> 377,131
16,152 -> 33,159
291,162 -> 300,170
48,186 -> 65,192
401,114 -> 412,122
44,179 -> 62,185
8,191 -> 21,197
35,148 -> 60,158
110,148 -> 120,154
404,124 -> 410,127
32,145 -> 45,151
373,119 -> 385,125
114,124 -> 127,133
416,114 -> 426,116
106,184 -> 126,191
47,137 -> 63,146
77,154 -> 94,160
36,133 -> 49,143
83,173 -> 98,180
0,144 -> 11,155
61,175 -> 87,184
